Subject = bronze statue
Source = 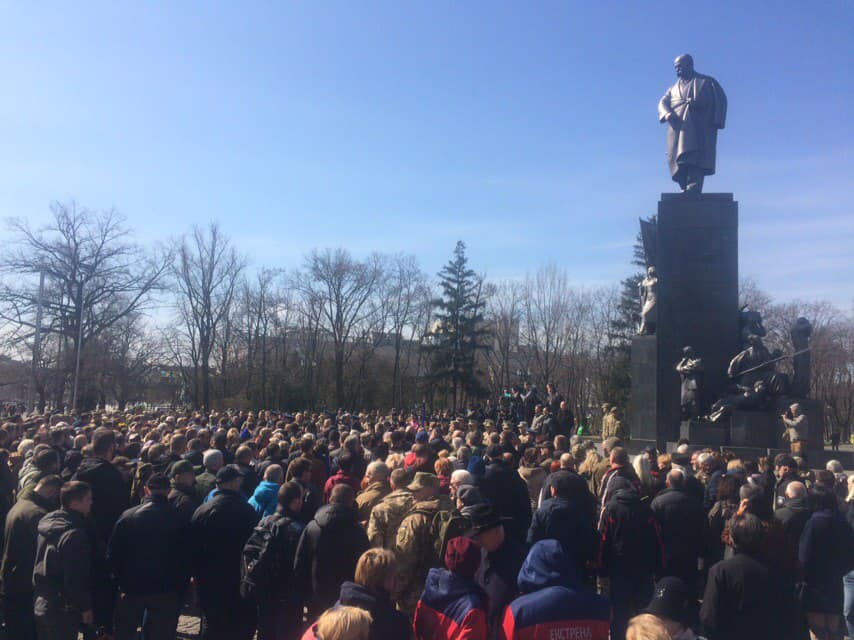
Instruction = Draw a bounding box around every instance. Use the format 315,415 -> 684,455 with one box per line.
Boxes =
727,335 -> 790,396
658,54 -> 727,193
708,380 -> 770,423
638,266 -> 658,335
676,346 -> 704,419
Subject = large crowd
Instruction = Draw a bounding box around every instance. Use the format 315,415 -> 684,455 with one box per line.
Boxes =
0,395 -> 853,640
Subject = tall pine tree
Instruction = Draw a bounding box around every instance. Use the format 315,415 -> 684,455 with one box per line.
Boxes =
425,241 -> 490,411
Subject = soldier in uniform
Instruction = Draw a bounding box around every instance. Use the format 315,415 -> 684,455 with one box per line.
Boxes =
393,472 -> 453,614
366,468 -> 413,549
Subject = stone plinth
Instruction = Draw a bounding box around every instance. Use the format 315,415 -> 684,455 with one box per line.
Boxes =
631,193 -> 739,448
680,419 -> 729,446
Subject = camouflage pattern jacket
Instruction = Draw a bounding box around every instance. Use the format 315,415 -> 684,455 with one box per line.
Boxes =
366,489 -> 414,549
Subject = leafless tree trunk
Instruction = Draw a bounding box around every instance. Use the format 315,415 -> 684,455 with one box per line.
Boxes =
171,223 -> 245,410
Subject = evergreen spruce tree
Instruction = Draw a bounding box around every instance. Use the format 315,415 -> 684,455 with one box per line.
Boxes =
425,241 -> 489,411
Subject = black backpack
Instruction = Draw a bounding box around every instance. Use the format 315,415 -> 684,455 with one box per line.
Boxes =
240,513 -> 287,600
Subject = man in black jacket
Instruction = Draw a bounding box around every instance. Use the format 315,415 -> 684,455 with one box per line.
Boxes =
73,428 -> 129,633
527,472 -> 597,576
190,465 -> 259,640
701,513 -> 789,640
0,475 -> 61,640
479,445 -> 532,544
108,473 -> 188,640
774,480 -> 811,552
294,483 -> 369,618
598,478 -> 663,640
33,481 -> 94,640
650,468 -> 707,595
251,481 -> 305,640
167,459 -> 199,524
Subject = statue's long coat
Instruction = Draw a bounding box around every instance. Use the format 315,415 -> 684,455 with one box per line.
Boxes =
658,73 -> 727,180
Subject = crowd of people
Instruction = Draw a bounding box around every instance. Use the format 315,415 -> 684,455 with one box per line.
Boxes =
0,403 -> 852,640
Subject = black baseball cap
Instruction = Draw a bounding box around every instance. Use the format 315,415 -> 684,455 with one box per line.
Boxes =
215,464 -> 246,484
643,576 -> 695,626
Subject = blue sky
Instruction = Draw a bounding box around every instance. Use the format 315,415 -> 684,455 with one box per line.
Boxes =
1,2 -> 852,306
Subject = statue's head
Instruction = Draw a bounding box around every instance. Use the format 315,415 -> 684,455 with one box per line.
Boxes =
683,346 -> 695,358
647,266 -> 657,277
790,403 -> 802,416
747,335 -> 763,348
674,54 -> 695,79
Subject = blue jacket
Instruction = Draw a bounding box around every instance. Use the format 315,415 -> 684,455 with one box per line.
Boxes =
500,540 -> 610,640
414,568 -> 488,640
248,481 -> 280,518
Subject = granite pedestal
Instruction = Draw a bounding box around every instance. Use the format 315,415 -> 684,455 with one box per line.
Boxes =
631,193 -> 739,449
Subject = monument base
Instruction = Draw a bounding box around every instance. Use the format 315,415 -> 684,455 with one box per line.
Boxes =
680,419 -> 728,446
730,411 -> 776,448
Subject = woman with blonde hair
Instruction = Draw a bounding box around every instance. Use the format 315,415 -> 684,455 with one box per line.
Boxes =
302,606 -> 373,640
310,548 -> 411,640
625,614 -> 671,640
633,453 -> 657,501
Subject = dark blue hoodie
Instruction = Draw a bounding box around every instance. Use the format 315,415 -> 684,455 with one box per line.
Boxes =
414,567 -> 488,639
336,580 -> 410,640
501,539 -> 610,640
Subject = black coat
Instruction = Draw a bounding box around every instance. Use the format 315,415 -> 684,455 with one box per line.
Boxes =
33,508 -> 92,613
799,508 -> 854,612
650,488 -> 706,582
480,460 -> 532,544
0,492 -> 55,596
598,489 -> 663,578
73,456 -> 130,546
108,494 -> 189,595
190,488 -> 259,608
774,496 -> 811,552
294,503 -> 369,615
168,484 -> 200,525
527,496 -> 596,573
336,581 -> 411,640
701,552 -> 789,640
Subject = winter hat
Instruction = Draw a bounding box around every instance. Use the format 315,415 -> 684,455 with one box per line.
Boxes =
444,536 -> 482,580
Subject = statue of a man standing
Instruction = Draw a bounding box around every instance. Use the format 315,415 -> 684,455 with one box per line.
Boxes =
658,54 -> 727,193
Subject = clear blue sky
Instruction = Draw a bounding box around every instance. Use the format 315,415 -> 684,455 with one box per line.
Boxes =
1,2 -> 852,305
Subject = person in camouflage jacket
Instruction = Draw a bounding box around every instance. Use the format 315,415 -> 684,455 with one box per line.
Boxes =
393,472 -> 454,614
366,468 -> 414,548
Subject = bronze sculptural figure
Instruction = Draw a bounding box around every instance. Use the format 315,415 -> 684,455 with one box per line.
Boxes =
658,54 -> 727,193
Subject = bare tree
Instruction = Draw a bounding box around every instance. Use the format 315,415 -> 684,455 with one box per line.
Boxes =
484,280 -> 523,393
171,223 -> 245,409
294,249 -> 383,407
520,263 -> 573,389
0,202 -> 168,410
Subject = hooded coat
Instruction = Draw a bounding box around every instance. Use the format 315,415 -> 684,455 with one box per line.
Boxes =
337,581 -> 411,640
32,508 -> 92,614
598,487 -> 664,578
0,491 -> 56,596
414,568 -> 488,640
248,480 -> 280,518
189,487 -> 259,609
527,496 -> 597,575
293,502 -> 369,616
500,540 -> 610,640
73,456 -> 130,545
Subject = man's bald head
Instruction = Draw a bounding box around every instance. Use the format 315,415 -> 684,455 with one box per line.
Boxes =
559,453 -> 574,470
674,54 -> 695,79
785,481 -> 807,499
